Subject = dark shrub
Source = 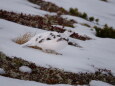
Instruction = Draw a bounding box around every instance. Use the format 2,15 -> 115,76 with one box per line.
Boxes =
69,8 -> 79,16
81,12 -> 88,20
95,19 -> 99,23
94,24 -> 115,38
89,17 -> 94,22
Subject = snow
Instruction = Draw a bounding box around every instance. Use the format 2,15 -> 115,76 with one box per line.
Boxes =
0,19 -> 95,73
46,0 -> 115,28
19,66 -> 32,73
0,76 -> 113,86
0,0 -> 56,16
0,76 -> 72,86
1,19 -> 115,74
89,80 -> 113,86
0,68 -> 5,74
0,0 -> 115,86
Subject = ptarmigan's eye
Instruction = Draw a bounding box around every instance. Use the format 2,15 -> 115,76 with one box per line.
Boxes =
46,38 -> 51,40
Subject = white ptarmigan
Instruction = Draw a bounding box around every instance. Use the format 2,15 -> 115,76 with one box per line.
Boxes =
21,30 -> 74,55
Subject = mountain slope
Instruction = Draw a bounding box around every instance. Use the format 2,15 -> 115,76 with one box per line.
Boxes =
0,0 -> 115,86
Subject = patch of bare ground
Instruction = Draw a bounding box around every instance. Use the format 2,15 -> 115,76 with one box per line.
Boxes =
0,10 -> 91,41
0,52 -> 115,85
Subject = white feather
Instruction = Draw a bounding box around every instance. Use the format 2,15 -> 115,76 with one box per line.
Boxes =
21,30 -> 74,51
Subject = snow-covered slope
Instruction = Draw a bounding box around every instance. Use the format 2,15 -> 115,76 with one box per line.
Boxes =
0,76 -> 72,86
46,0 -> 115,28
1,19 -> 115,74
0,0 -> 115,86
0,0 -> 55,16
0,76 -> 113,86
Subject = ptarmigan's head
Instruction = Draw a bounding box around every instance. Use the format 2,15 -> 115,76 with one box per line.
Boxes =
63,29 -> 74,37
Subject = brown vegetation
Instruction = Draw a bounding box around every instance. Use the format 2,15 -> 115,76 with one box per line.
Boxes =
0,52 -> 115,85
13,32 -> 35,45
28,0 -> 68,14
0,10 -> 91,41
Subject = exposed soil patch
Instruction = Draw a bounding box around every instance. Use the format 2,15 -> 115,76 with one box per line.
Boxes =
0,52 -> 115,85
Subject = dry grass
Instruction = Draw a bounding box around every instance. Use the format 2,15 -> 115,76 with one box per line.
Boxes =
13,32 -> 35,44
13,33 -> 51,53
13,32 -> 43,51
